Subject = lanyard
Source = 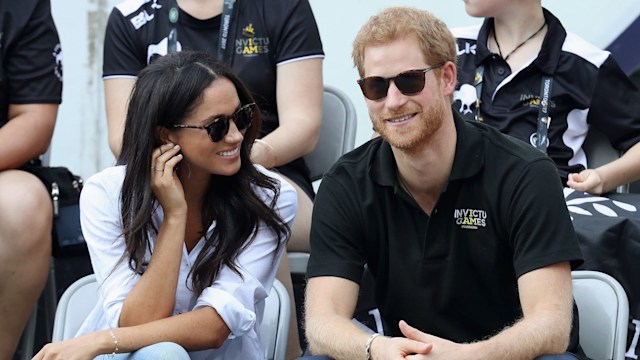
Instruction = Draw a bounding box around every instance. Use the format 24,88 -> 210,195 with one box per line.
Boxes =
474,65 -> 554,153
166,0 -> 236,63
217,0 -> 236,63
168,1 -> 179,53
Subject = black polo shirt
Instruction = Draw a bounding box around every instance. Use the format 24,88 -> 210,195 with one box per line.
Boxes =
452,8 -> 640,181
0,0 -> 62,127
103,0 -> 324,197
308,111 -> 584,348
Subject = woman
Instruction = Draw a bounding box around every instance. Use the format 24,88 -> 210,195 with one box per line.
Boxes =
452,0 -> 640,195
34,51 -> 296,359
103,3 -> 323,354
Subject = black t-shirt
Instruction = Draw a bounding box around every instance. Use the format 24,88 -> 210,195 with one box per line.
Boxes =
452,9 -> 640,181
103,0 -> 324,195
308,112 -> 584,350
0,0 -> 62,127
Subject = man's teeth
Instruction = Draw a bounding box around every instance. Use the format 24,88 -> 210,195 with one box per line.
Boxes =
388,114 -> 413,122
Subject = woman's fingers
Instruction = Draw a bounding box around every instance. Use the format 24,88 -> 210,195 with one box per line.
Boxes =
152,144 -> 181,173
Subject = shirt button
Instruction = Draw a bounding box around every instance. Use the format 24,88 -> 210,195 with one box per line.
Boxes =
497,67 -> 506,76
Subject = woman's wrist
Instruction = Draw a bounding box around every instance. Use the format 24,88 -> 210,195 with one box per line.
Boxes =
253,139 -> 277,168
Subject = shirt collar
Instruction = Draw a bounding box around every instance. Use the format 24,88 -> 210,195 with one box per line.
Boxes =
476,8 -> 566,75
370,110 -> 485,189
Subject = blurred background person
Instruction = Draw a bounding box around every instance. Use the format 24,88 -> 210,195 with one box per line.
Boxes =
0,0 -> 62,357
452,0 -> 640,195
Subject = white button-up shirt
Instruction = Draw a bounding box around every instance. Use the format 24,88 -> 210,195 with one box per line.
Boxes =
76,165 -> 297,359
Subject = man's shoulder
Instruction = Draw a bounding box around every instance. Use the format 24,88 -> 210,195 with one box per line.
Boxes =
327,138 -> 380,174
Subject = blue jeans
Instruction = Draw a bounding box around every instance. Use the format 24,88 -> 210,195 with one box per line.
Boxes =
299,353 -> 579,359
95,342 -> 190,360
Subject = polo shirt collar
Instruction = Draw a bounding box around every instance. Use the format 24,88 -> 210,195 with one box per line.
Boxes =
476,8 -> 567,75
370,110 -> 485,189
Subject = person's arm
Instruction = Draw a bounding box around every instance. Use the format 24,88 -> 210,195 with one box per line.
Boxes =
398,262 -> 573,360
0,103 -> 57,170
305,276 -> 431,359
33,306 -> 230,359
1,0 -> 60,170
567,55 -> 640,194
251,57 -> 323,168
104,78 -> 136,159
567,141 -> 640,194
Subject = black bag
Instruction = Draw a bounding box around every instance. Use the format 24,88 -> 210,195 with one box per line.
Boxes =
22,163 -> 86,257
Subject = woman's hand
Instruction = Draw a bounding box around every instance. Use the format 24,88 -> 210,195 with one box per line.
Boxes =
32,332 -> 106,360
151,143 -> 186,217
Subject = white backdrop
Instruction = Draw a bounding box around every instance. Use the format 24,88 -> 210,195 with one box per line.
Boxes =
49,0 -> 640,179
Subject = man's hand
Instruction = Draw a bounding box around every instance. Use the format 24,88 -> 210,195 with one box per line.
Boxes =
399,321 -> 465,360
369,330 -> 432,359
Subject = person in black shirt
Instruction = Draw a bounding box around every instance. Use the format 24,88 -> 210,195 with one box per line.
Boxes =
452,0 -> 640,195
0,0 -> 62,357
304,7 -> 585,360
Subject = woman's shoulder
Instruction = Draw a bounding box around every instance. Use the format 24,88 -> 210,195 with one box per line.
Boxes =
254,164 -> 295,191
84,165 -> 126,193
254,165 -> 296,200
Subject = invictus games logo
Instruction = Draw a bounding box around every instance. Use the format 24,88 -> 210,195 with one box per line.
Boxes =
454,208 -> 487,229
236,23 -> 269,56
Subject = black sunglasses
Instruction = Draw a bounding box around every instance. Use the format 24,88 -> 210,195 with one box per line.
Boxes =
173,103 -> 256,142
357,64 -> 444,101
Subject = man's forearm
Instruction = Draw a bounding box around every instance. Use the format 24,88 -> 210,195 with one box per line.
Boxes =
306,314 -> 373,359
464,310 -> 571,360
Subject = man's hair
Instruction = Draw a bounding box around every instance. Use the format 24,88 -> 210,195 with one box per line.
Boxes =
352,6 -> 457,77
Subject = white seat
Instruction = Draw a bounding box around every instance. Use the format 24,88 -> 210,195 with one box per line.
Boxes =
53,274 -> 291,360
259,279 -> 291,360
572,270 -> 629,360
304,85 -> 357,183
291,86 -> 357,275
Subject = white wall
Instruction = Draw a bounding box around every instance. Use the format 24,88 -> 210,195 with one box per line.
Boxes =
49,0 -> 640,179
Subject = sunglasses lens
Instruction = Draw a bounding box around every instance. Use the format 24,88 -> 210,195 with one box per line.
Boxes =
235,105 -> 254,131
359,77 -> 388,101
208,120 -> 229,142
395,71 -> 426,95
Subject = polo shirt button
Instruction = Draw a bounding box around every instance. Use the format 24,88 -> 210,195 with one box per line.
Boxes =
497,67 -> 506,76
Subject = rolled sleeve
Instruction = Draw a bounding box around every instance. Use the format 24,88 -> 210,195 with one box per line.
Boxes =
195,166 -> 297,337
195,278 -> 261,338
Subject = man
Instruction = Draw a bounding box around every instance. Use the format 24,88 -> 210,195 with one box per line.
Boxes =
304,7 -> 586,360
0,0 -> 61,357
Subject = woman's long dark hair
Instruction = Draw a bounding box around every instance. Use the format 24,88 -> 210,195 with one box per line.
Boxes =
117,51 -> 289,296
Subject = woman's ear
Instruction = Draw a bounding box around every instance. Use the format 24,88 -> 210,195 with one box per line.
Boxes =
156,126 -> 175,144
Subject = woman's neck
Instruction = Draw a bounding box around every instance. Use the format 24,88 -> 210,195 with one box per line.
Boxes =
176,0 -> 223,20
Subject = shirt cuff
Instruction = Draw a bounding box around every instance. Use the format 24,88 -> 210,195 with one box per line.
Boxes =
195,287 -> 256,338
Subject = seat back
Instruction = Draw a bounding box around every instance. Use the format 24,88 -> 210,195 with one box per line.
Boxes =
52,274 -> 98,342
572,270 -> 629,360
259,279 -> 291,360
52,275 -> 290,360
304,85 -> 357,182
